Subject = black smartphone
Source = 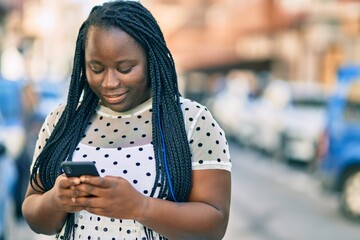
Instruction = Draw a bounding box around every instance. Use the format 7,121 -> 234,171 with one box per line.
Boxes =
61,161 -> 100,177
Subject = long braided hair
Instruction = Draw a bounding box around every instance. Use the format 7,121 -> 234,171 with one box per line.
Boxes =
30,1 -> 192,239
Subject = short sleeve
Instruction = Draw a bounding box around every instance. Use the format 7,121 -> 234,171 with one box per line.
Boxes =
30,103 -> 66,170
182,99 -> 231,171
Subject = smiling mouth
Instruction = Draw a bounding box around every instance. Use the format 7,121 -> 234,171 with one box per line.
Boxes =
102,92 -> 127,104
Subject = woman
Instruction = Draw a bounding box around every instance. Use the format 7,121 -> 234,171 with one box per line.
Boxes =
22,1 -> 231,239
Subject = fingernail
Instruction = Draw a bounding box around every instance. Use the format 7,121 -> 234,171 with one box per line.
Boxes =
71,197 -> 76,203
80,176 -> 86,182
73,178 -> 80,184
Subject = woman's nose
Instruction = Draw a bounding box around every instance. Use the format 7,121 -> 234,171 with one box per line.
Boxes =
102,69 -> 119,88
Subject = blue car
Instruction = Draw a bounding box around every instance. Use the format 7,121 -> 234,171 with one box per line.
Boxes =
318,65 -> 360,221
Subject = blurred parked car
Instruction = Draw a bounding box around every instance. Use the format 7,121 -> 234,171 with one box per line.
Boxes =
210,71 -> 257,140
280,82 -> 327,167
247,80 -> 291,156
318,65 -> 360,221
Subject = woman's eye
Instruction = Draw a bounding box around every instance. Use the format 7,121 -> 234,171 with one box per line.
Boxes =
90,66 -> 104,74
117,66 -> 133,74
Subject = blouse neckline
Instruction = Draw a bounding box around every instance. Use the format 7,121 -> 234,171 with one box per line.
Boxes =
96,98 -> 152,118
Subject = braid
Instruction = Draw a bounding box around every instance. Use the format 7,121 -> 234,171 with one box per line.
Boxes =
29,1 -> 192,239
29,19 -> 98,239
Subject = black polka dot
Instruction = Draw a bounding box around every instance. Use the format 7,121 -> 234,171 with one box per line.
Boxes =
125,121 -> 130,125
133,180 -> 138,184
104,154 -> 109,158
117,147 -> 122,151
122,135 -> 127,138
133,127 -> 138,131
101,135 -> 106,138
206,132 -> 211,137
198,143 -> 203,147
208,150 -> 213,154
76,147 -> 80,151
126,154 -> 131,158
199,160 -> 204,164
113,161 -> 118,165
196,127 -> 201,131
189,117 -> 193,121
101,169 -> 105,173
114,129 -> 119,132
136,162 -> 140,166
82,154 -> 87,158
96,147 -> 101,150
139,147 -> 143,151
88,141 -> 93,144
123,170 -> 128,174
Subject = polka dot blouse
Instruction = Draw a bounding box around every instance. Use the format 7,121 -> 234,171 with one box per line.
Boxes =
32,97 -> 231,239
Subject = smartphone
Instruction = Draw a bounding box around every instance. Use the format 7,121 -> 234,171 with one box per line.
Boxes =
61,161 -> 100,177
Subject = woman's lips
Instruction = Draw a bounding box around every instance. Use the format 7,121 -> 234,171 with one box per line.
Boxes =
102,92 -> 126,104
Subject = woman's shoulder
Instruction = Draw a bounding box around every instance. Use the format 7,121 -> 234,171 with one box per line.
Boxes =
42,102 -> 67,127
180,97 -> 218,130
180,97 -> 209,114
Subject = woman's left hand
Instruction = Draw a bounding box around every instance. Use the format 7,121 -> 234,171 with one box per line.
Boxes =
72,176 -> 147,219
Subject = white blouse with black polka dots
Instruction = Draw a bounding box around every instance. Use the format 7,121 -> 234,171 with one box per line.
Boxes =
32,97 -> 231,240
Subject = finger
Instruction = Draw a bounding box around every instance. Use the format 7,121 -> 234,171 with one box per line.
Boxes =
85,206 -> 102,215
75,196 -> 102,209
79,176 -> 112,188
59,176 -> 81,189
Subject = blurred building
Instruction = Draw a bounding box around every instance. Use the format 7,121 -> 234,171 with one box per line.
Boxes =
144,0 -> 360,93
0,0 -> 359,90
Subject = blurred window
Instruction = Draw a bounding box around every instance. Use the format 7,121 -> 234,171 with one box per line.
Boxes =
344,80 -> 360,123
292,98 -> 326,109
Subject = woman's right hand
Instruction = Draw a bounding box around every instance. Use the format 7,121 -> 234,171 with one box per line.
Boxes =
22,173 -> 92,234
52,174 -> 89,213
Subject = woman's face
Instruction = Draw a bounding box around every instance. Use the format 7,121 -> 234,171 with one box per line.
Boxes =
85,26 -> 151,112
